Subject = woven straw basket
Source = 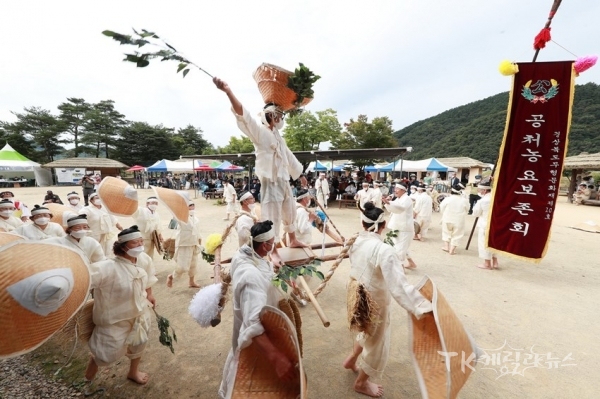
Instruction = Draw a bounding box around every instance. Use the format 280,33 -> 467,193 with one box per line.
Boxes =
59,299 -> 94,342
410,276 -> 478,399
232,306 -> 307,399
45,203 -> 78,229
98,177 -> 139,217
0,232 -> 25,246
151,186 -> 189,223
0,241 -> 90,359
253,63 -> 313,112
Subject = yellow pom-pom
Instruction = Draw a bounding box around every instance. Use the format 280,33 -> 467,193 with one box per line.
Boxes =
499,60 -> 519,76
551,79 -> 558,86
205,233 -> 223,255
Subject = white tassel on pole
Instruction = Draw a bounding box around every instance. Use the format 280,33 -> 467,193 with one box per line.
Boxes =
188,283 -> 224,327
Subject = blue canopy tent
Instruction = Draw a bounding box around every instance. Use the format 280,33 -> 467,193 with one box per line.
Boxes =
215,160 -> 245,171
364,163 -> 394,172
146,159 -> 170,172
332,164 -> 347,172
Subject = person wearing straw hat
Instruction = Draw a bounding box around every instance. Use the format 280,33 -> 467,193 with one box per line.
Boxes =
80,193 -> 124,255
213,78 -> 309,255
472,178 -> 499,270
219,220 -> 297,398
343,202 -> 432,398
0,199 -> 24,232
295,189 -> 343,245
382,184 -> 417,269
222,179 -> 238,221
314,172 -> 330,210
133,196 -> 163,258
14,205 -> 65,240
166,201 -> 202,288
46,215 -> 106,263
440,185 -> 470,255
235,191 -> 259,247
0,191 -> 31,222
66,191 -> 83,212
413,185 -> 432,241
85,225 -> 157,385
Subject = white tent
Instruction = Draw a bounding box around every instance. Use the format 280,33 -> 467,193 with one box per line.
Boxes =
0,143 -> 53,186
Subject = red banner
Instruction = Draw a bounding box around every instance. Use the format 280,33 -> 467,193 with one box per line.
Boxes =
487,61 -> 575,262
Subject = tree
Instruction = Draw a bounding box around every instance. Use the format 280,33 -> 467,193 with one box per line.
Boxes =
0,123 -> 37,160
331,115 -> 398,169
82,100 -> 126,158
113,122 -> 179,166
172,125 -> 211,156
58,98 -> 91,157
6,107 -> 66,162
217,136 -> 255,169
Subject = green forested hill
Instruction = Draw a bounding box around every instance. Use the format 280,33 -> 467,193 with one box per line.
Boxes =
394,82 -> 600,163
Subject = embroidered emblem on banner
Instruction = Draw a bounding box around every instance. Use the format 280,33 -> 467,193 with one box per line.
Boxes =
521,79 -> 559,103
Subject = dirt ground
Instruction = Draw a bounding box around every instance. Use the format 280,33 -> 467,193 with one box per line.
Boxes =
2,185 -> 599,399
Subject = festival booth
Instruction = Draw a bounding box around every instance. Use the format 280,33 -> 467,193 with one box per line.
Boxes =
0,144 -> 52,187
305,160 -> 330,173
215,161 -> 245,172
43,157 -> 129,186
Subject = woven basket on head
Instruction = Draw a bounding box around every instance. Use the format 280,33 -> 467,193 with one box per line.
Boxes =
45,203 -> 78,229
0,232 -> 26,246
232,306 -> 307,399
253,63 -> 313,112
0,241 -> 90,359
59,299 -> 94,342
98,176 -> 138,217
151,186 -> 189,223
410,276 -> 478,399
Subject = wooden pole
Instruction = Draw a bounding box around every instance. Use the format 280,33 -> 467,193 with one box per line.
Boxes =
297,276 -> 330,327
465,217 -> 478,250
532,0 -> 563,62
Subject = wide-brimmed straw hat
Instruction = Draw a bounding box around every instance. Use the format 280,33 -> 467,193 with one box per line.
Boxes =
0,232 -> 26,246
232,305 -> 306,398
97,176 -> 138,216
44,203 -> 78,229
0,241 -> 91,359
151,186 -> 189,223
409,276 -> 478,399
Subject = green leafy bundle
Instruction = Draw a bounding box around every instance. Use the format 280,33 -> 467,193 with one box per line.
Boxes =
384,230 -> 399,246
102,28 -> 212,78
287,63 -> 321,108
272,262 -> 324,292
201,251 -> 215,263
153,309 -> 177,354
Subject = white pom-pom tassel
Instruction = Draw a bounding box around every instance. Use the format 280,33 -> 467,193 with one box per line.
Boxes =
188,283 -> 223,327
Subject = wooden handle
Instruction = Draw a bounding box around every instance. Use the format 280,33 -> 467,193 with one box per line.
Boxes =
297,276 -> 330,328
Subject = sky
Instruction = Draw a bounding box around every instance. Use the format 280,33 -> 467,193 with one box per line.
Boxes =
1,0 -> 599,151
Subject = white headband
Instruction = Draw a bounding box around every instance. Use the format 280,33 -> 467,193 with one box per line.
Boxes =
31,207 -> 51,216
67,218 -> 88,227
67,193 -> 79,199
361,212 -> 386,231
296,192 -> 310,200
253,229 -> 275,242
239,192 -> 253,202
395,184 -> 408,191
117,231 -> 143,243
89,193 -> 99,200
0,201 -> 15,209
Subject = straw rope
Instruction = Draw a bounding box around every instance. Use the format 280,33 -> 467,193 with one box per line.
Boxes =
312,232 -> 359,297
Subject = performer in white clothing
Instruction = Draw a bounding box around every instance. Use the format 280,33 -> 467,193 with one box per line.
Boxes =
440,186 -> 470,255
472,179 -> 498,270
355,182 -> 375,212
84,226 -> 157,385
382,184 -> 417,269
314,173 -> 330,209
132,196 -> 163,258
80,193 -> 123,256
0,191 -> 31,222
213,77 -> 308,260
166,201 -> 202,288
222,180 -> 238,221
371,182 -> 383,208
46,215 -> 105,263
413,186 -> 433,241
14,205 -> 65,240
66,191 -> 83,212
0,199 -> 24,232
235,191 -> 258,247
219,221 -> 296,398
343,203 -> 432,397
295,189 -> 343,245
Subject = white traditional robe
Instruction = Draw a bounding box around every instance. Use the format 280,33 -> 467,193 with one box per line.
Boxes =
440,194 -> 469,246
67,202 -> 83,213
223,184 -> 238,215
172,215 -> 201,279
355,188 -> 376,210
14,222 -> 65,240
235,211 -> 256,247
46,235 -> 106,263
233,106 -> 302,240
0,215 -> 23,232
385,193 -> 415,261
80,205 -> 118,256
294,204 -> 314,245
314,178 -> 330,208
370,189 -> 383,209
133,207 -> 161,257
349,232 -> 432,378
413,192 -> 433,237
88,255 -> 155,366
472,193 -> 494,260
219,246 -> 281,398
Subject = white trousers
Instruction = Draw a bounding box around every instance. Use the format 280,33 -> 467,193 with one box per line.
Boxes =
173,245 -> 199,278
442,222 -> 465,247
260,178 -> 296,241
392,231 -> 413,261
477,226 -> 495,260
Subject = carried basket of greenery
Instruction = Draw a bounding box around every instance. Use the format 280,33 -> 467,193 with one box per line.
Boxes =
252,63 -> 320,112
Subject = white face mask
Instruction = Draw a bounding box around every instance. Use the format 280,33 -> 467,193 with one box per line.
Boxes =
148,204 -> 158,211
34,217 -> 50,226
92,199 -> 101,205
70,230 -> 87,239
0,210 -> 13,218
274,120 -> 284,130
126,246 -> 145,257
69,199 -> 79,205
189,210 -> 195,216
248,203 -> 256,210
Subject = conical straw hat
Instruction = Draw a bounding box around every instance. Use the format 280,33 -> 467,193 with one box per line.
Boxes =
44,203 -> 78,229
232,305 -> 307,399
0,241 -> 91,359
98,176 -> 138,216
0,232 -> 26,246
409,276 -> 478,399
151,186 -> 189,223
